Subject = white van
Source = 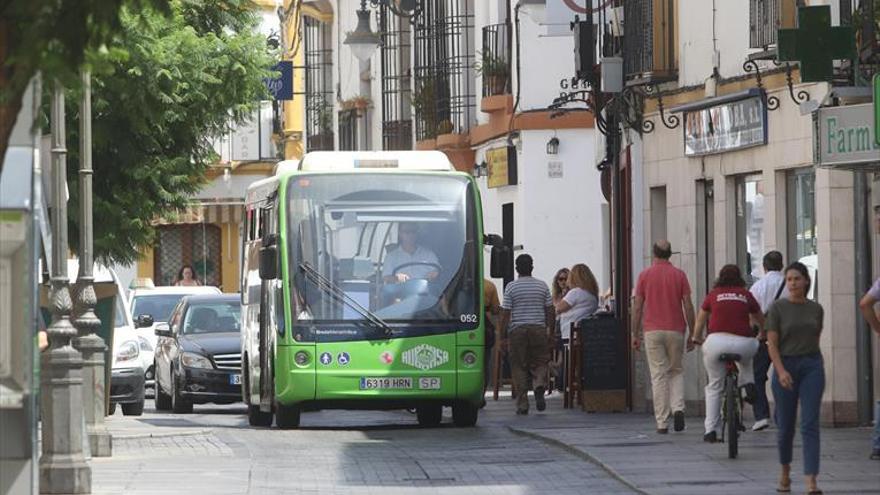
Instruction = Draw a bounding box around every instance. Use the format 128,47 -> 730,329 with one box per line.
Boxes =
63,260 -> 148,415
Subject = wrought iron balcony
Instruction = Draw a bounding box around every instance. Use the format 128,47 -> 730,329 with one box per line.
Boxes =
481,23 -> 512,97
623,0 -> 677,84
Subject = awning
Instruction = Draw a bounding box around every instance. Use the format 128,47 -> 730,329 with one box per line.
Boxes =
151,201 -> 244,226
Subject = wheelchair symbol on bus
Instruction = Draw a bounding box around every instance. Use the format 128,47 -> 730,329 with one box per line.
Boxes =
337,352 -> 350,366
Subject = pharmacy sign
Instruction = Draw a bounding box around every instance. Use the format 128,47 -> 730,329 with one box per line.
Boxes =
814,103 -> 880,167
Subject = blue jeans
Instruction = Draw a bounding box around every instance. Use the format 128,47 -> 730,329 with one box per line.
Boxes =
772,353 -> 825,475
873,400 -> 880,452
752,341 -> 771,421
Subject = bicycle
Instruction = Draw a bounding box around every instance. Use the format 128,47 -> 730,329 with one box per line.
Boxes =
719,352 -> 745,459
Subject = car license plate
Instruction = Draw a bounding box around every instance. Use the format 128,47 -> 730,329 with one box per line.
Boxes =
418,377 -> 441,390
359,377 -> 412,390
229,374 -> 241,385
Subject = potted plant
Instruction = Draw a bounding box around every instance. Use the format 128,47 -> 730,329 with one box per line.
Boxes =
340,95 -> 371,113
411,79 -> 439,139
476,51 -> 510,96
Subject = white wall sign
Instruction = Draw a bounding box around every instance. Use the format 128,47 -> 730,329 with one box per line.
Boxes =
548,161 -> 564,178
814,103 -> 880,167
231,110 -> 260,161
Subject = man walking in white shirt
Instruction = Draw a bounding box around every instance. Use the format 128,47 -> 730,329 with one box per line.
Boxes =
748,250 -> 786,431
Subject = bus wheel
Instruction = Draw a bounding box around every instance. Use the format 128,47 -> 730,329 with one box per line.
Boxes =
275,403 -> 301,429
452,401 -> 479,427
416,404 -> 443,427
247,404 -> 273,427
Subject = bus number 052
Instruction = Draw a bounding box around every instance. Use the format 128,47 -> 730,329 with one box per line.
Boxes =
460,314 -> 478,323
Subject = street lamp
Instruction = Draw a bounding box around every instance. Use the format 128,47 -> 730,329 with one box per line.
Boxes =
344,0 -> 422,63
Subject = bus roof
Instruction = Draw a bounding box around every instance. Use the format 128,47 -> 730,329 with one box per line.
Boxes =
298,151 -> 454,172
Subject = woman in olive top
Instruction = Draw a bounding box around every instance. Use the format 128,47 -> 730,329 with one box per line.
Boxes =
766,262 -> 824,495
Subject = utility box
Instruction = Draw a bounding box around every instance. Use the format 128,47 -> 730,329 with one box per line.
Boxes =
0,79 -> 40,495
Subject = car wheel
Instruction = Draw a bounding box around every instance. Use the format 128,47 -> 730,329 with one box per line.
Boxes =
154,371 -> 172,411
452,401 -> 479,427
416,404 -> 443,427
122,400 -> 145,416
171,371 -> 193,414
247,404 -> 273,427
275,403 -> 301,429
108,403 -> 117,415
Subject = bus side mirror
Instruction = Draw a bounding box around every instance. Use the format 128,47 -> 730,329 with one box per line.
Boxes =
259,246 -> 278,280
490,244 -> 513,279
483,234 -> 503,247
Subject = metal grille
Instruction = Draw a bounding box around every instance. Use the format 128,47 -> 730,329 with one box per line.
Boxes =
155,224 -> 222,287
413,0 -> 475,141
380,5 -> 414,150
749,0 -> 780,49
212,353 -> 242,371
338,109 -> 358,151
481,23 -> 511,97
623,0 -> 675,80
304,16 -> 334,151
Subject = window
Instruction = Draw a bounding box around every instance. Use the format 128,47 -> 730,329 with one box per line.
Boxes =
413,0 -> 475,141
481,22 -> 511,97
786,168 -> 817,298
735,174 -> 766,286
380,4 -> 414,150
338,109 -> 359,151
624,0 -> 676,82
748,0 -> 797,51
696,180 -> 715,298
304,16 -> 334,151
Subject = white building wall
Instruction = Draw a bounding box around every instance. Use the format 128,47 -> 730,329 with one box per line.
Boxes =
477,129 -> 607,293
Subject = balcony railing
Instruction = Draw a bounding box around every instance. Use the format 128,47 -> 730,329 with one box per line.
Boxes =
623,0 -> 676,83
481,23 -> 511,97
749,0 -> 797,50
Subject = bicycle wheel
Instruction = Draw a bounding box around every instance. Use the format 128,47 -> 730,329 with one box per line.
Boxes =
725,374 -> 739,459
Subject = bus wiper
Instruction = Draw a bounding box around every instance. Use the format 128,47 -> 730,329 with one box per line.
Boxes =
298,262 -> 394,338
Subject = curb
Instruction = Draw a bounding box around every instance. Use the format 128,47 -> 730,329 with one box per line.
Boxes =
112,428 -> 214,440
507,426 -> 649,495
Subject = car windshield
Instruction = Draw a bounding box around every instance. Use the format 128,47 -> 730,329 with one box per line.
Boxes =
286,173 -> 478,334
182,302 -> 241,335
131,294 -> 188,322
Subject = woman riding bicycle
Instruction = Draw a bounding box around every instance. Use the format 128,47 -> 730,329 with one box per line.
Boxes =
692,264 -> 764,443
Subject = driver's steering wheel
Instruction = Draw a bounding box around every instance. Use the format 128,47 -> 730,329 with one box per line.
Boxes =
391,261 -> 442,279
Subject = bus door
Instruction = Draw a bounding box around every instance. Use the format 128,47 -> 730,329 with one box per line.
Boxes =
258,202 -> 276,411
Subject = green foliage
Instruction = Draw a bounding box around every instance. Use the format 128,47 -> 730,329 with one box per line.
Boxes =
60,0 -> 272,265
474,51 -> 509,78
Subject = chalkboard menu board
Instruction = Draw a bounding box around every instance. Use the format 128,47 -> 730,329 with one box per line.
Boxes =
578,313 -> 626,390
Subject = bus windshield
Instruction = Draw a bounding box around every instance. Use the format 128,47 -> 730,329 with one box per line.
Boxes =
286,173 -> 478,338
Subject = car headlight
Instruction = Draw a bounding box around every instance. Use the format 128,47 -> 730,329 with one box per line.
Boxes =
115,340 -> 140,363
137,336 -> 153,352
181,352 -> 213,369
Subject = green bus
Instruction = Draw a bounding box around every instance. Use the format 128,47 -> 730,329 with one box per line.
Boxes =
241,151 -> 499,429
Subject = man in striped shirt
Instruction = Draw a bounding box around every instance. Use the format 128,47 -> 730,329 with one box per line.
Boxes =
499,254 -> 555,415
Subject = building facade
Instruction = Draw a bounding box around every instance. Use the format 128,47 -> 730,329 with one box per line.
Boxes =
626,0 -> 878,425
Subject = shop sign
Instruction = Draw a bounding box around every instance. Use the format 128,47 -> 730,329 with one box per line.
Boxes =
814,103 -> 879,167
684,95 -> 767,156
486,145 -> 517,188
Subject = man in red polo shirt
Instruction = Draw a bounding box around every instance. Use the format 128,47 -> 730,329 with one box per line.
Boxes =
632,240 -> 696,434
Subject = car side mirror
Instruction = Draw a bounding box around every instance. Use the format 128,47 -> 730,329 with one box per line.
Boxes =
135,314 -> 154,329
259,245 -> 278,280
154,323 -> 172,338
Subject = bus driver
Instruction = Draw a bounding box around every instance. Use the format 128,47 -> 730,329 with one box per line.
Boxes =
382,223 -> 440,284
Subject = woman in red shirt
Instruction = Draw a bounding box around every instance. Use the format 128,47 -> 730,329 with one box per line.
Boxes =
692,264 -> 764,443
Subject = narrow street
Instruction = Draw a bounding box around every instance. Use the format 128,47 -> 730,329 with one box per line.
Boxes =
92,394 -> 637,495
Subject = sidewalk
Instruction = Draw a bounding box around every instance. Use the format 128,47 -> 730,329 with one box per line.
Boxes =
501,393 -> 879,495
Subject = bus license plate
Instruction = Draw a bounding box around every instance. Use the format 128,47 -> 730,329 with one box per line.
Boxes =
229,374 -> 241,385
359,377 -> 412,390
418,377 -> 441,390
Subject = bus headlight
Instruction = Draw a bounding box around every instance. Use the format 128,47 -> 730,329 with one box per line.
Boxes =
181,352 -> 213,369
294,351 -> 311,366
461,351 -> 477,368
